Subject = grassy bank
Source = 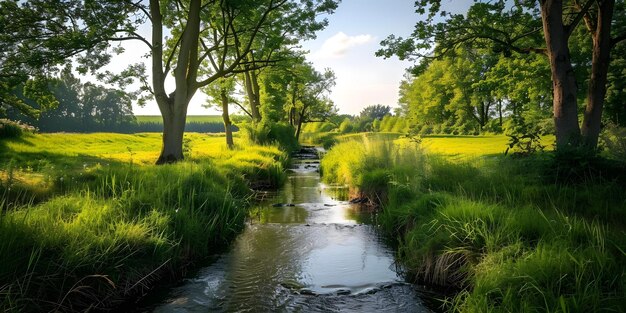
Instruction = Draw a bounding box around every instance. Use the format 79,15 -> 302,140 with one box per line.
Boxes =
0,133 -> 287,312
320,135 -> 626,312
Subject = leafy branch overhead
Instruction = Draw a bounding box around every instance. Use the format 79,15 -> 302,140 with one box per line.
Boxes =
0,0 -> 139,117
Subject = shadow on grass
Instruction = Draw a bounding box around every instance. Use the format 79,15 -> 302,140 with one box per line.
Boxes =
1,139 -> 129,209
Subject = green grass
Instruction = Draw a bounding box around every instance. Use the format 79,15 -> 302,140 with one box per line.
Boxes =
0,132 -> 287,312
305,132 -> 555,160
320,135 -> 626,313
136,115 -> 223,124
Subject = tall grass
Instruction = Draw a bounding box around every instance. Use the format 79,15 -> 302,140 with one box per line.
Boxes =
0,133 -> 287,312
320,135 -> 626,312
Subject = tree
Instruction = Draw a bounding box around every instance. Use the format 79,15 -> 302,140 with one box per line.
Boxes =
143,0 -> 338,163
398,58 -> 455,132
2,0 -> 338,163
0,0 -> 138,118
7,67 -> 135,132
203,77 -> 238,148
7,68 -> 136,132
378,0 -> 626,151
285,63 -> 336,140
359,104 -> 391,121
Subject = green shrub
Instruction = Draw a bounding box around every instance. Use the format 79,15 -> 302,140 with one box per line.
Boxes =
240,121 -> 299,152
0,119 -> 36,139
600,123 -> 626,162
504,116 -> 545,156
338,118 -> 354,134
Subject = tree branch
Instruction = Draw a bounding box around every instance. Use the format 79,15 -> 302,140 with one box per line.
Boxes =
131,1 -> 152,23
107,32 -> 153,50
567,0 -> 596,38
164,35 -> 183,78
231,99 -> 253,118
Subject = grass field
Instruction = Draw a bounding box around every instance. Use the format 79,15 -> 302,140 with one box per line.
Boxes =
136,115 -> 223,124
1,132 -> 245,166
0,132 -> 287,312
316,132 -> 555,159
320,134 -> 626,312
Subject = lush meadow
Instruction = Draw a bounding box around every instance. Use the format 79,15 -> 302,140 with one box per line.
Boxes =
0,132 -> 287,312
319,133 -> 626,312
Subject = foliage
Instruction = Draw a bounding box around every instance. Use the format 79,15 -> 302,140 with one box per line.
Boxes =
6,69 -> 137,133
599,123 -> 626,162
0,0 -> 137,117
396,47 -> 553,136
378,0 -> 626,150
0,119 -> 36,139
376,115 -> 410,133
338,118 -> 354,134
359,104 -> 391,121
604,43 -> 626,126
240,121 -> 299,152
504,116 -> 546,156
301,121 -> 336,133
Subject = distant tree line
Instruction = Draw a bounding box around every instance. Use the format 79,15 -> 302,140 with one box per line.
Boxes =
300,104 -> 411,134
4,69 -> 232,134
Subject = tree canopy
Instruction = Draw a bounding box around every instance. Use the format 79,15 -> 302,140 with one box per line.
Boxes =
378,0 -> 626,151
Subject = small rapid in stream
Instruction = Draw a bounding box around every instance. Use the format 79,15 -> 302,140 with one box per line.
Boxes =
142,147 -> 431,312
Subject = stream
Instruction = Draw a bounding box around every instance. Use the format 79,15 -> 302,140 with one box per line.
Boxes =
141,147 -> 431,312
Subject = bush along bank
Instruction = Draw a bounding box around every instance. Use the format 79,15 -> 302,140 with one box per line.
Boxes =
0,141 -> 288,312
320,137 -> 626,312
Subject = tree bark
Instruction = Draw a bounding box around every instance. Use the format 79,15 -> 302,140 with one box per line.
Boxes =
581,0 -> 614,150
157,103 -> 187,164
540,0 -> 581,149
244,69 -> 261,122
498,99 -> 503,126
295,107 -> 306,141
220,89 -> 234,149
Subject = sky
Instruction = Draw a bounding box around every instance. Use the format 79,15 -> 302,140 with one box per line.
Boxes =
127,0 -> 472,116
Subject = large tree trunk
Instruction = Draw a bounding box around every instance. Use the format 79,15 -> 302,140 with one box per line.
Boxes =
581,0 -> 614,150
152,0 -> 200,164
220,89 -> 234,149
540,0 -> 581,149
157,101 -> 187,164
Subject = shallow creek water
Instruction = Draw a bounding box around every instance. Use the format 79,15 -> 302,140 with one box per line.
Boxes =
144,149 -> 431,312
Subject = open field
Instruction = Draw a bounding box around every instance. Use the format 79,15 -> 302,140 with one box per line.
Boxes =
1,132 -> 247,166
305,132 -> 555,159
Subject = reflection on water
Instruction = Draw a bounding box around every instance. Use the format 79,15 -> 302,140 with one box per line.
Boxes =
147,155 -> 430,313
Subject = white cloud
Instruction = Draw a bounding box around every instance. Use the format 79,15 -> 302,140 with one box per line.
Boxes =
314,32 -> 374,59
